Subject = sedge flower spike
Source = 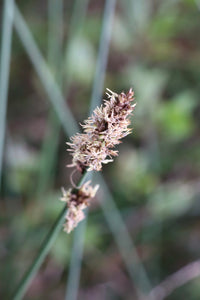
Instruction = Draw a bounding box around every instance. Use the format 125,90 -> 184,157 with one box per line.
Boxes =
61,181 -> 99,233
67,88 -> 136,172
62,88 -> 135,233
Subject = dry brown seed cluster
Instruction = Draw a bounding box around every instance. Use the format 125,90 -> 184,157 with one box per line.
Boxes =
61,181 -> 99,233
62,88 -> 135,233
67,88 -> 136,172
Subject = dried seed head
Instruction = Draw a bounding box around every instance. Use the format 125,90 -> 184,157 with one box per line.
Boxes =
67,88 -> 136,172
61,181 -> 99,233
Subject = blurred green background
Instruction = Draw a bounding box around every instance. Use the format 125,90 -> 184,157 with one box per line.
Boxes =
0,0 -> 200,299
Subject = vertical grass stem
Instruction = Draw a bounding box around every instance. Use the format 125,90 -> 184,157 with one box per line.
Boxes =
0,0 -> 14,189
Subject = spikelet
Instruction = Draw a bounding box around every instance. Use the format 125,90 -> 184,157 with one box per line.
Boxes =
61,181 -> 99,233
67,88 -> 136,172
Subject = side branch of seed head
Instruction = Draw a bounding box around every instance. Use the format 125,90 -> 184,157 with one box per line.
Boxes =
61,181 -> 99,233
67,88 -> 136,172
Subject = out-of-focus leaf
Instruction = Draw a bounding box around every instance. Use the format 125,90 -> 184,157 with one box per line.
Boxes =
124,66 -> 168,118
65,36 -> 95,85
112,16 -> 132,51
5,140 -> 39,195
149,12 -> 179,39
148,182 -> 195,220
113,147 -> 158,199
156,91 -> 196,141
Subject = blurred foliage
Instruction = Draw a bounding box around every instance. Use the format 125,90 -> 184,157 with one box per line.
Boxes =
1,0 -> 200,299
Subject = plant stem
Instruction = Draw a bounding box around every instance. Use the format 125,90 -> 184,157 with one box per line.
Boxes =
13,4 -> 79,137
65,213 -> 88,300
0,0 -> 14,190
11,170 -> 88,300
65,1 -> 116,298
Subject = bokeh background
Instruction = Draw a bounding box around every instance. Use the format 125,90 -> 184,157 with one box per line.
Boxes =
1,0 -> 200,299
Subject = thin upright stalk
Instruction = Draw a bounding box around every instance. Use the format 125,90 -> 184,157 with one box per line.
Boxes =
65,207 -> 89,300
0,0 -> 14,189
65,1 -> 116,299
63,0 -> 89,88
122,0 -> 162,286
97,173 -> 153,297
36,0 -> 63,197
11,171 -> 88,300
12,207 -> 66,300
13,3 -> 79,137
47,0 -> 63,70
36,0 -> 89,197
89,0 -> 116,113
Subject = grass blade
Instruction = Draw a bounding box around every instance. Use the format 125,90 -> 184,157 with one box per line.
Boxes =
63,0 -> 90,87
12,171 -> 89,300
47,0 -> 63,69
65,212 -> 88,300
12,206 -> 67,300
97,173 -> 153,296
36,0 -> 64,197
0,0 -> 14,190
13,4 -> 79,137
89,0 -> 116,113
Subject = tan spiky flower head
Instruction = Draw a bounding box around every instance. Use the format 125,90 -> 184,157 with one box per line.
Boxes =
62,88 -> 135,233
67,88 -> 136,172
61,181 -> 99,233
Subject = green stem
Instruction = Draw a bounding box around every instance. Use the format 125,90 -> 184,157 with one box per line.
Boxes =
0,0 -> 14,190
11,170 -> 88,300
